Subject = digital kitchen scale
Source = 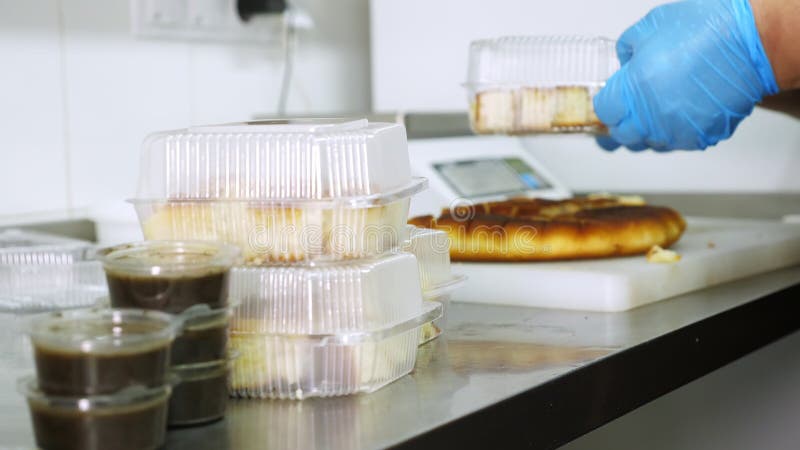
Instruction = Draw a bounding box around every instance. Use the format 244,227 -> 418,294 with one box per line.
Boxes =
407,135 -> 571,217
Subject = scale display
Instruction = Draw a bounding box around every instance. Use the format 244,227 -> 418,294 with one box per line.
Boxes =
434,157 -> 550,198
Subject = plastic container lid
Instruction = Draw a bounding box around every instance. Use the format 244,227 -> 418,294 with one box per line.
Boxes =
135,118 -> 417,201
0,229 -> 95,264
27,308 -> 178,354
466,36 -> 618,89
229,252 -> 424,334
18,375 -> 171,408
0,230 -> 107,312
96,240 -> 240,277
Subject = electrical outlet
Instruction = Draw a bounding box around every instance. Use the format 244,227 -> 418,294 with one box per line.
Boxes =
130,0 -> 283,43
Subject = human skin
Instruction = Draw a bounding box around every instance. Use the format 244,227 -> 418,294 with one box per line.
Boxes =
752,0 -> 800,118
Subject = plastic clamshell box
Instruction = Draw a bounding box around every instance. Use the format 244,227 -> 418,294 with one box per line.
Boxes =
19,377 -> 170,450
131,119 -> 426,263
228,301 -> 441,400
402,226 -> 466,345
402,225 -> 466,294
0,230 -> 106,311
228,252 -> 424,334
465,36 -> 618,135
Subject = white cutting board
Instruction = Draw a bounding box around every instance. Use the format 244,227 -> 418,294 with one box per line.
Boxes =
451,217 -> 800,311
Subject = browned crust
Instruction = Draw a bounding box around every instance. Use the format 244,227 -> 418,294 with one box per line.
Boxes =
410,198 -> 687,262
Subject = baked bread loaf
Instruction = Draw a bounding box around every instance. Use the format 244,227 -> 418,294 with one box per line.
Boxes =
409,196 -> 686,261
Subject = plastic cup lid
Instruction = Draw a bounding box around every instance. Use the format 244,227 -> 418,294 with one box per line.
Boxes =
96,240 -> 240,277
27,307 -> 178,354
18,375 -> 171,409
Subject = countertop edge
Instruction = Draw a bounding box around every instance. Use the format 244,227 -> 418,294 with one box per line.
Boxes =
392,281 -> 800,450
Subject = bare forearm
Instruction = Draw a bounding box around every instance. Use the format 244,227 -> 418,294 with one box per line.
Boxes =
751,0 -> 800,90
759,89 -> 800,118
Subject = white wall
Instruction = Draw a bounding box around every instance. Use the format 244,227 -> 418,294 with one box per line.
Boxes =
371,0 -> 800,194
0,0 -> 370,222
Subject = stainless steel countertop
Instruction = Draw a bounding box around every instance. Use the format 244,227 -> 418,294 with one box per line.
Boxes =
3,266 -> 800,449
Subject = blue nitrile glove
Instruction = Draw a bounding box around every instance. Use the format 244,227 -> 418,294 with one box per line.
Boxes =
593,0 -> 779,151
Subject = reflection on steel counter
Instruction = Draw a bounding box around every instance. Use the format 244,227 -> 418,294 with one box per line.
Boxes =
446,341 -> 614,373
225,339 -> 467,450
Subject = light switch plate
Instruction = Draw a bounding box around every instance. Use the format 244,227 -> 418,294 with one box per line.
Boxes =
130,0 -> 283,43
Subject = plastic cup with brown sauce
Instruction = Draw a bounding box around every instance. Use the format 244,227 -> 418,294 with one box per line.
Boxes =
27,308 -> 178,396
96,241 -> 240,314
19,376 -> 170,450
168,356 -> 232,427
97,241 -> 239,368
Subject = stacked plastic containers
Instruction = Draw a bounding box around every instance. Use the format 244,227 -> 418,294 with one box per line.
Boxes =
19,308 -> 180,450
96,240 -> 240,426
465,36 -> 619,135
130,118 -> 440,399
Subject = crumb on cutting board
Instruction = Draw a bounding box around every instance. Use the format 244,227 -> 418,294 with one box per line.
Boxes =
646,245 -> 681,263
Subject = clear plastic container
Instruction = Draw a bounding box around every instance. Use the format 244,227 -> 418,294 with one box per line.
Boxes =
27,308 -> 178,396
228,300 -> 441,399
131,119 -> 426,263
19,376 -> 170,450
169,358 -> 230,427
229,252 -> 423,334
465,36 -> 618,135
97,241 -> 240,313
0,230 -> 106,311
403,225 -> 466,293
403,226 -> 465,344
132,194 -> 418,263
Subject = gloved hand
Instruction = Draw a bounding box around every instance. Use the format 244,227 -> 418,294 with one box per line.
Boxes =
593,0 -> 779,151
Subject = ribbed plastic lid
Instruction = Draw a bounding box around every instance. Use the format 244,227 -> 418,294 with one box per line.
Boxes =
27,308 -> 177,354
0,229 -> 95,265
466,36 -> 618,88
229,252 -> 424,334
136,118 -> 413,201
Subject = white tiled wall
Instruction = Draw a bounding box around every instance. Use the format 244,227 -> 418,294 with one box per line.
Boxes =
0,0 -> 370,222
0,1 -> 69,217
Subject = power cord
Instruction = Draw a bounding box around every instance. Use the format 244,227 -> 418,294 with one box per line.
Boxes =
276,6 -> 313,116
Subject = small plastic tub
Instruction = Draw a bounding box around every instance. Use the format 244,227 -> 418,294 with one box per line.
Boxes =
96,241 -> 239,314
27,308 -> 177,396
229,252 -> 424,335
228,301 -> 441,399
465,36 -> 618,135
0,229 -> 107,311
171,305 -> 230,365
168,357 -> 231,427
130,119 -> 426,263
19,376 -> 170,450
